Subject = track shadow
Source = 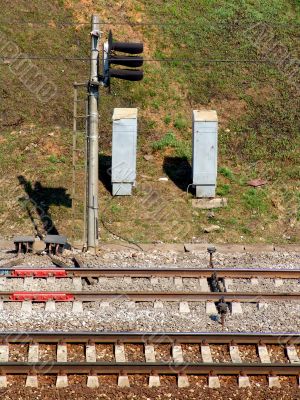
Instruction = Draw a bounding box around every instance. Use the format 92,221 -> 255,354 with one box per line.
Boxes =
163,156 -> 192,192
17,176 -> 71,237
99,154 -> 112,194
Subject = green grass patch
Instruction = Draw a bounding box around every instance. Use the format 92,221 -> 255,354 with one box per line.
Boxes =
218,167 -> 235,181
151,132 -> 191,159
242,188 -> 269,214
217,184 -> 231,196
48,155 -> 66,164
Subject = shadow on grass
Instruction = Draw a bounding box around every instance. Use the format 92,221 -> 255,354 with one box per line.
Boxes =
163,156 -> 192,192
17,175 -> 71,236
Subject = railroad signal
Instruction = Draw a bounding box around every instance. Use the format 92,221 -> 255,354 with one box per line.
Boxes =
102,30 -> 143,87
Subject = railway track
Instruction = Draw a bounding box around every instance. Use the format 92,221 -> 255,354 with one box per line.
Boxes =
0,290 -> 300,302
0,332 -> 299,388
1,266 -> 300,279
0,266 -> 299,311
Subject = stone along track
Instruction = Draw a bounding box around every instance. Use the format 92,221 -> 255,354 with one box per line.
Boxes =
0,332 -> 299,389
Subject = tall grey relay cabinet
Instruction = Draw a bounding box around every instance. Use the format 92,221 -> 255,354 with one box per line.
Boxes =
111,108 -> 138,196
192,110 -> 218,198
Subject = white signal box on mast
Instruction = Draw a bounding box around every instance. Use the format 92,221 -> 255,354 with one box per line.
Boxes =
192,110 -> 218,198
111,108 -> 138,196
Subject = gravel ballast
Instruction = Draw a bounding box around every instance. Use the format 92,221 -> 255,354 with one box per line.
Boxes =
0,301 -> 299,332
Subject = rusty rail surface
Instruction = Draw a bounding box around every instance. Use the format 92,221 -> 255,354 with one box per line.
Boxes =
1,290 -> 300,302
0,362 -> 299,375
3,267 -> 300,279
0,332 -> 299,344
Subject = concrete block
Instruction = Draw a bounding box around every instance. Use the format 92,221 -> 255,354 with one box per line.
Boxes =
251,278 -> 259,285
150,277 -> 158,286
24,276 -> 33,288
28,343 -> 39,362
123,277 -> 132,285
206,302 -> 217,314
154,301 -> 164,309
229,345 -> 242,363
0,277 -> 6,288
179,301 -> 190,313
98,277 -> 108,286
231,302 -> 243,315
224,278 -> 233,291
145,344 -> 156,363
174,277 -> 183,288
86,344 -> 97,363
45,300 -> 56,312
0,375 -> 7,388
258,345 -> 271,363
149,375 -> 160,387
125,301 -> 135,309
275,278 -> 283,287
0,345 -> 9,362
192,198 -> 227,209
172,345 -> 184,363
118,375 -> 130,387
72,301 -> 83,313
56,375 -> 68,388
257,302 -> 269,310
87,375 -> 99,388
57,344 -> 67,362
47,276 -> 56,285
269,376 -> 281,388
201,345 -> 213,363
115,344 -> 126,362
208,376 -> 220,388
100,302 -> 110,309
199,278 -> 210,292
286,345 -> 300,363
21,300 -> 32,314
26,375 -> 38,388
72,277 -> 82,290
239,375 -> 250,387
178,375 -> 189,388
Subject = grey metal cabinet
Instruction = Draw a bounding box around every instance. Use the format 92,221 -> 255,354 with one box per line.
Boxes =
111,108 -> 138,195
192,110 -> 218,198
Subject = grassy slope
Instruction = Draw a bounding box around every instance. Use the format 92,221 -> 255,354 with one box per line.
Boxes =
0,0 -> 299,243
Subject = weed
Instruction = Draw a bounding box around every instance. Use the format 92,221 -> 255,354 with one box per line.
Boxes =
217,184 -> 231,196
174,116 -> 188,131
164,115 -> 171,125
48,155 -> 66,164
152,132 -> 178,151
152,132 -> 191,159
111,203 -> 122,214
242,188 -> 269,214
218,167 -> 234,181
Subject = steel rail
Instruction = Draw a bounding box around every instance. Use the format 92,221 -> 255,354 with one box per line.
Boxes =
0,291 -> 300,302
5,267 -> 300,279
0,332 -> 299,344
0,362 -> 299,375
